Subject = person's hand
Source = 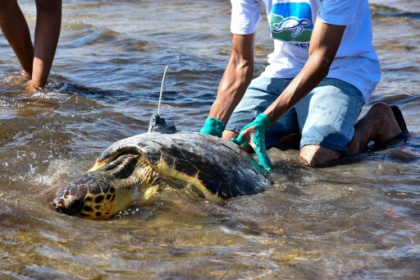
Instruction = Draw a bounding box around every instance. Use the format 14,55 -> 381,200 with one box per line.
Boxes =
200,117 -> 226,137
231,113 -> 273,174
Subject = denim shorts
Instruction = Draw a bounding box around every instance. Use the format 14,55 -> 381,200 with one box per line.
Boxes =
225,76 -> 365,153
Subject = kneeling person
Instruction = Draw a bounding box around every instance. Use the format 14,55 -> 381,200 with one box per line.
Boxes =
200,0 -> 408,172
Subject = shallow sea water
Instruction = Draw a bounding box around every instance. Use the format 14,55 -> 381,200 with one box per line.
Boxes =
0,0 -> 419,279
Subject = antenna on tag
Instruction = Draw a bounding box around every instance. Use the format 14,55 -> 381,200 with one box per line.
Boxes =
148,66 -> 177,134
157,65 -> 168,116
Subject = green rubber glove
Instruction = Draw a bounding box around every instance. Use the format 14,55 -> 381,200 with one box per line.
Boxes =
199,117 -> 226,138
231,113 -> 273,174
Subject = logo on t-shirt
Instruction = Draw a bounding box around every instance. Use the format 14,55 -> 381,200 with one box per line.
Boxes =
270,2 -> 313,49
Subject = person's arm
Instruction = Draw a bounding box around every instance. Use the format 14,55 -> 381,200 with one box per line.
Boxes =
27,0 -> 62,90
200,33 -> 256,136
264,20 -> 346,123
208,33 -> 255,124
233,20 -> 346,172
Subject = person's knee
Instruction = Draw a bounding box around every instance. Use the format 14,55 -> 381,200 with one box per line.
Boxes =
367,102 -> 393,118
299,145 -> 341,167
365,102 -> 402,142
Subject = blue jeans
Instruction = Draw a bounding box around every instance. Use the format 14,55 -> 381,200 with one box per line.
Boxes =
226,76 -> 365,153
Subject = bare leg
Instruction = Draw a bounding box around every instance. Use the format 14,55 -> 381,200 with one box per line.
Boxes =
27,0 -> 62,90
348,102 -> 402,155
0,0 -> 34,77
299,103 -> 403,166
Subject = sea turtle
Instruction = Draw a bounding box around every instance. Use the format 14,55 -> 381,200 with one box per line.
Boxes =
52,132 -> 269,219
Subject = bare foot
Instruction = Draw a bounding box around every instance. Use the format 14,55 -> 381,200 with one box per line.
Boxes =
25,80 -> 42,93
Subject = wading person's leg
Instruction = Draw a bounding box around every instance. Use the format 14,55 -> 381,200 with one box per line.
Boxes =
28,0 -> 62,90
0,0 -> 34,77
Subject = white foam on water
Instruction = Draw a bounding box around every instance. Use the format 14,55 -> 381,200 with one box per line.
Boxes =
22,158 -> 88,187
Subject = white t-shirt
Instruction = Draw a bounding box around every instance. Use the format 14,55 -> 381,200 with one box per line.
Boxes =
230,0 -> 381,102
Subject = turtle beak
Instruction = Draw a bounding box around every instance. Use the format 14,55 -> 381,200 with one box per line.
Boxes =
52,197 -> 65,212
53,191 -> 84,216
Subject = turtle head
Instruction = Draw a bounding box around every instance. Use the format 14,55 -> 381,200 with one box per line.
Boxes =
53,173 -> 117,219
53,153 -> 145,219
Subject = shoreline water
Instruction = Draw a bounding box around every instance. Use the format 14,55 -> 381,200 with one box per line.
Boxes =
0,1 -> 419,278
